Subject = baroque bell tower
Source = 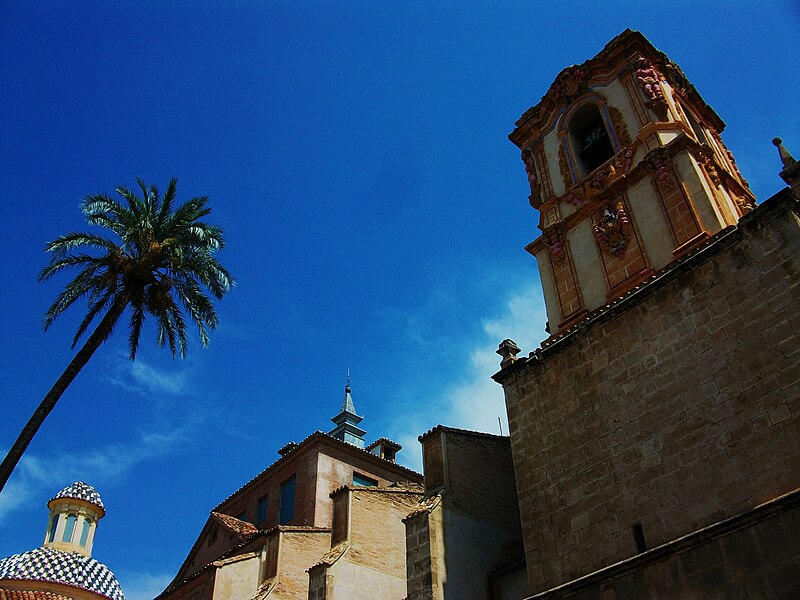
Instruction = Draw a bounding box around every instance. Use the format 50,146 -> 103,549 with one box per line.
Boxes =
511,29 -> 755,335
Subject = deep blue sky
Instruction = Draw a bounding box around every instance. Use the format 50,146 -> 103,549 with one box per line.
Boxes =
1,2 -> 798,598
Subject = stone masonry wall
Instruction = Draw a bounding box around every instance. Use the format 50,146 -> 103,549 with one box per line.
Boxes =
497,192 -> 800,592
531,489 -> 800,600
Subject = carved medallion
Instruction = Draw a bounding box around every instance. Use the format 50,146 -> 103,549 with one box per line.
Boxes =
593,202 -> 631,256
550,64 -> 590,103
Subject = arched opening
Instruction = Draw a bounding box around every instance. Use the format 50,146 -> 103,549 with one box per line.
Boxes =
568,104 -> 615,178
80,517 -> 92,546
47,515 -> 59,542
62,513 -> 77,542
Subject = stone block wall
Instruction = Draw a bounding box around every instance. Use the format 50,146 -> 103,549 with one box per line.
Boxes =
408,427 -> 530,600
264,529 -> 331,599
312,486 -> 423,600
496,191 -> 800,592
530,489 -> 800,599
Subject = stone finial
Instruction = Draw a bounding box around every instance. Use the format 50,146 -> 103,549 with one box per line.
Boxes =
497,339 -> 521,368
773,137 -> 800,194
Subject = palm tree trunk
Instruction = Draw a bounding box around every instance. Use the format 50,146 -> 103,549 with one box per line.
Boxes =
0,295 -> 128,495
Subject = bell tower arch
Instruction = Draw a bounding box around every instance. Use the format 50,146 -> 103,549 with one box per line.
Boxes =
511,30 -> 756,335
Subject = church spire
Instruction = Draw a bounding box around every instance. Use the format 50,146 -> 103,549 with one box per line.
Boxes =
329,371 -> 366,448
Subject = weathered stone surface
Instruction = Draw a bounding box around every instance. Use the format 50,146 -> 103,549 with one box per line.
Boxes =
497,191 -> 800,593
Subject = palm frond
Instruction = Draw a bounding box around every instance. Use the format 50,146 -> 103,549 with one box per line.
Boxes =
128,303 -> 146,359
42,178 -> 232,361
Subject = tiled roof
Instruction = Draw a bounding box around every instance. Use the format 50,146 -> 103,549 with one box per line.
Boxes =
0,548 -> 123,600
330,482 -> 424,498
418,424 -> 508,443
50,483 -> 104,513
366,437 -> 402,451
156,527 -> 331,598
0,591 -> 74,600
210,513 -> 258,538
213,431 -> 422,511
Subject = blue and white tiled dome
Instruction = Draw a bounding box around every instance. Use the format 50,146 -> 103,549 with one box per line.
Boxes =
0,546 -> 124,600
50,482 -> 105,512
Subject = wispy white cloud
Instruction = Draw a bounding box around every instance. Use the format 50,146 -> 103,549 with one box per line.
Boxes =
0,420 -> 197,524
392,281 -> 546,471
103,353 -> 190,397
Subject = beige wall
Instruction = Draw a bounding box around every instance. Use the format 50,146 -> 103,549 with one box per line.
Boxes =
265,530 -> 331,599
313,487 -> 423,600
497,192 -> 800,593
408,428 -> 530,600
212,553 -> 260,600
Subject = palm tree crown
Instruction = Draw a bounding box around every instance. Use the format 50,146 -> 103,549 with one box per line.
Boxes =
0,179 -> 233,494
40,178 -> 234,358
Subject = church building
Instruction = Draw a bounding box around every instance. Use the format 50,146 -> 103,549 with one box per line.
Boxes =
494,28 -> 800,599
157,381 -> 424,600
156,29 -> 800,600
0,482 -> 125,600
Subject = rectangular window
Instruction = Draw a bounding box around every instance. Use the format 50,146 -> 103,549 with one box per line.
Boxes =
79,518 -> 91,546
632,523 -> 648,553
236,510 -> 248,522
257,495 -> 269,524
279,476 -> 296,524
352,472 -> 378,487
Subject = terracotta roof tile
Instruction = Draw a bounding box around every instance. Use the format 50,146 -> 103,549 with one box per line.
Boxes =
0,591 -> 74,600
210,513 -> 258,539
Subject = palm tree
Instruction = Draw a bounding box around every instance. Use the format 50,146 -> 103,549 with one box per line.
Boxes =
0,179 -> 234,494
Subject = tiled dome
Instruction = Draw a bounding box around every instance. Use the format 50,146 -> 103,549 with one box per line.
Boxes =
0,547 -> 124,600
50,482 -> 104,512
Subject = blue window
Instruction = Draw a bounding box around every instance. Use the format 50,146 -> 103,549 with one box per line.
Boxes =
353,472 -> 378,487
257,495 -> 269,524
48,515 -> 59,542
79,518 -> 91,546
62,514 -> 76,542
279,476 -> 296,524
236,510 -> 247,522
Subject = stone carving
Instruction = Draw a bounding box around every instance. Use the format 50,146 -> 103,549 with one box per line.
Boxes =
496,338 -> 521,368
593,202 -> 631,256
735,195 -> 756,214
613,143 -> 637,175
698,145 -> 721,188
633,56 -> 668,119
549,64 -> 590,103
645,147 -> 675,191
561,142 -> 638,206
661,58 -> 690,97
608,106 -> 632,146
559,142 -> 572,189
542,222 -> 566,261
521,148 -> 543,208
